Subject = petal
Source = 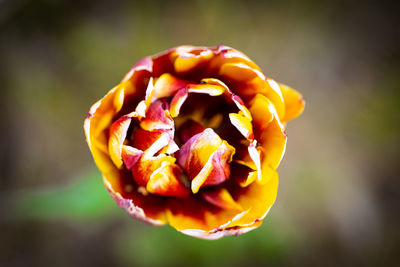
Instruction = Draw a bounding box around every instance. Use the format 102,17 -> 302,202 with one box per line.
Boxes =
108,115 -> 134,168
230,162 -> 258,188
280,83 -> 305,122
140,100 -> 174,131
169,88 -> 188,118
248,94 -> 274,131
249,95 -> 287,178
187,83 -> 225,96
201,187 -> 242,211
166,195 -> 237,233
229,113 -> 254,140
265,78 -> 285,120
225,170 -> 279,228
121,145 -> 143,170
131,154 -> 176,187
103,172 -> 168,225
191,140 -> 235,193
176,128 -> 235,193
219,62 -> 265,82
258,117 -> 287,173
172,47 -> 214,74
84,81 -> 135,175
146,161 -> 190,198
153,73 -> 189,99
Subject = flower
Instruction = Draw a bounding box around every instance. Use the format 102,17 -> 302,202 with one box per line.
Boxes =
84,45 -> 304,239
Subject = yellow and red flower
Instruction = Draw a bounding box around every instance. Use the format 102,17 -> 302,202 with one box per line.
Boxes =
84,45 -> 304,239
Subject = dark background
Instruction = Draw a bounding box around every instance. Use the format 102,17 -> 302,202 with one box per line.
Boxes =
1,0 -> 399,266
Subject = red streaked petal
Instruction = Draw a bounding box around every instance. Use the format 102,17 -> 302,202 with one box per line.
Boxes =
131,154 -> 176,187
169,88 -> 188,118
121,145 -> 143,169
140,100 -> 173,131
191,140 -> 235,193
146,161 -> 190,198
175,128 -> 235,193
201,187 -> 242,211
103,171 -> 168,226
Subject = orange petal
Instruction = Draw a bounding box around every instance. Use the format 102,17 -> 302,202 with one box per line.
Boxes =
131,154 -> 176,187
84,81 -> 134,175
265,78 -> 285,120
172,47 -> 214,74
248,93 -> 274,132
201,187 -> 242,211
146,161 -> 190,198
153,73 -> 189,99
280,83 -> 305,122
258,116 -> 287,172
219,62 -> 264,82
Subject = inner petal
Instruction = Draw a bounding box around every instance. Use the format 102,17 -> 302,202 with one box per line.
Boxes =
175,128 -> 235,193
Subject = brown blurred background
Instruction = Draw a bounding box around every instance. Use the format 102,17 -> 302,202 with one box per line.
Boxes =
0,0 -> 399,266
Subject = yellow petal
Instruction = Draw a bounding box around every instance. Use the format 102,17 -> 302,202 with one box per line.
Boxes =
279,83 -> 305,122
201,187 -> 242,211
229,113 -> 254,140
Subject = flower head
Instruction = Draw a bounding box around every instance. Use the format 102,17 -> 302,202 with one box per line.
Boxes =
84,45 -> 304,239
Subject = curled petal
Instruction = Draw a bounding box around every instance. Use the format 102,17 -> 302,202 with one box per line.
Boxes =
169,88 -> 188,118
147,161 -> 190,198
280,83 -> 305,122
84,81 -> 135,174
229,113 -> 254,140
176,128 -> 235,193
108,115 -> 135,168
140,100 -> 174,131
121,145 -> 143,170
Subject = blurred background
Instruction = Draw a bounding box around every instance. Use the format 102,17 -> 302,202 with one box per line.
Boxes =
1,0 -> 399,266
